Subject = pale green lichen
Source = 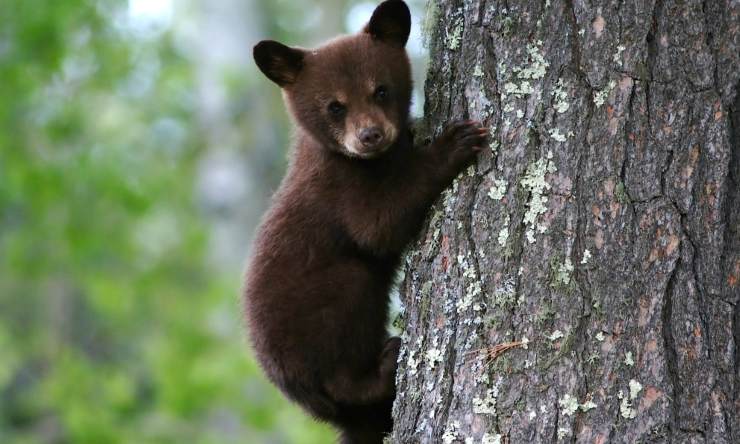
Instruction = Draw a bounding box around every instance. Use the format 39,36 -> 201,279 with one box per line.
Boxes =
503,80 -> 533,97
501,42 -> 549,98
492,278 -> 516,307
586,352 -> 600,365
562,393 -> 599,417
559,394 -> 579,416
441,420 -> 460,444
593,80 -> 616,107
488,178 -> 508,201
406,350 -> 419,376
580,399 -> 598,412
547,329 -> 565,341
472,388 -> 498,415
497,225 -> 509,247
425,348 -> 443,369
552,78 -> 570,113
613,44 -> 626,64
475,371 -> 490,386
516,109 -> 524,119
557,427 -> 570,439
482,433 -> 502,444
552,257 -> 574,287
446,19 -> 464,50
624,351 -> 635,367
618,380 -> 643,419
595,331 -> 606,342
520,152 -> 557,243
473,63 -> 484,77
581,249 -> 592,264
515,42 -> 549,80
618,392 -> 634,418
456,252 -> 482,313
442,177 -> 460,208
549,127 -> 567,142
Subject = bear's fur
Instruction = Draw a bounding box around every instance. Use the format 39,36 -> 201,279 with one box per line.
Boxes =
244,1 -> 487,442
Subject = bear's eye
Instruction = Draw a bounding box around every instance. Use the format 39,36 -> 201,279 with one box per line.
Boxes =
373,85 -> 388,102
327,101 -> 346,117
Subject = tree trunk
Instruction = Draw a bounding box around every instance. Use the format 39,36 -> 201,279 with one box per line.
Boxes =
392,1 -> 739,443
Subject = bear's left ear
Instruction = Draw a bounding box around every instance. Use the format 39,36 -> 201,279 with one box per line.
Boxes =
363,0 -> 411,48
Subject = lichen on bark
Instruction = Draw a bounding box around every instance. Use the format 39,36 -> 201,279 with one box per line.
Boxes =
392,1 -> 739,443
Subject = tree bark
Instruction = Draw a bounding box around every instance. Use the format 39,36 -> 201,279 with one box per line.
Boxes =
392,1 -> 739,443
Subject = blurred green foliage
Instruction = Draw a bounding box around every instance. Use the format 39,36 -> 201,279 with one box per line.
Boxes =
0,0 -> 341,442
0,0 -> 428,441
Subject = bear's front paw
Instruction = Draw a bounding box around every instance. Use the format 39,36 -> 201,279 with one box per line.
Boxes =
433,120 -> 488,165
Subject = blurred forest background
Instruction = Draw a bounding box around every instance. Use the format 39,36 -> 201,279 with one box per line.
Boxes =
0,0 -> 427,442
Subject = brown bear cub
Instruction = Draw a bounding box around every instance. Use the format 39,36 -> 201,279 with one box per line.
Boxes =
244,1 -> 487,442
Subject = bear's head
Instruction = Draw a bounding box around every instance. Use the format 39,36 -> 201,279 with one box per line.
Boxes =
253,0 -> 412,159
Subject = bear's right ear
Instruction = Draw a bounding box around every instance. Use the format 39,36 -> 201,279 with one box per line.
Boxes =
253,40 -> 305,87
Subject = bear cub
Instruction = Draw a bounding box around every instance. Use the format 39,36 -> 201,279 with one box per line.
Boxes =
244,1 -> 487,442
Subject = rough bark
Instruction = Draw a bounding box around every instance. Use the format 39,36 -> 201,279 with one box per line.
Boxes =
392,1 -> 739,443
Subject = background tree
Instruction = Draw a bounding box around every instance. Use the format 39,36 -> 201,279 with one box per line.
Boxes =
392,1 -> 738,442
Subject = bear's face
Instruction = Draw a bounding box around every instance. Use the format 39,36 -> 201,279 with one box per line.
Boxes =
254,0 -> 412,159
282,35 -> 412,159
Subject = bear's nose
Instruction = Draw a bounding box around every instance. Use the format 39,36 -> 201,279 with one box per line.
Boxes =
359,127 -> 384,148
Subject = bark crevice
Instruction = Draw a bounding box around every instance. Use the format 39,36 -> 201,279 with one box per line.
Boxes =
661,253 -> 681,440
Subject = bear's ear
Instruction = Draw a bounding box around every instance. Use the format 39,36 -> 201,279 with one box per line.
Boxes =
253,40 -> 305,87
363,0 -> 411,48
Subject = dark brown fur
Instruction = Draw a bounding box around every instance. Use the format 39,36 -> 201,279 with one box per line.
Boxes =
244,2 -> 487,442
